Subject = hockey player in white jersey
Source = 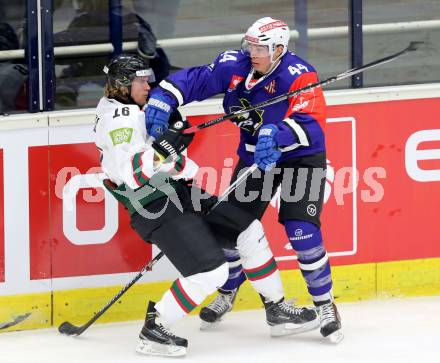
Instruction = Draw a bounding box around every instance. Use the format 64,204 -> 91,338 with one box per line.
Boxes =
94,54 -> 319,357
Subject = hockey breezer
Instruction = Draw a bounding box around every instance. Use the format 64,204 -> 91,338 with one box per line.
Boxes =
57,164 -> 258,337
183,41 -> 424,135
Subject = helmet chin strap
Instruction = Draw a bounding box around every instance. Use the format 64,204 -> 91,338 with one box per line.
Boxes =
259,45 -> 284,75
259,53 -> 283,76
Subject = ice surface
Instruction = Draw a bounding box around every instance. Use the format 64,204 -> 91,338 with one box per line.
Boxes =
1,295 -> 439,363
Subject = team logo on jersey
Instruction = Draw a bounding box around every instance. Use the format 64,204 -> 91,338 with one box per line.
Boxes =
230,98 -> 264,135
228,75 -> 245,92
264,80 -> 276,94
293,96 -> 310,112
292,88 -> 314,112
109,127 -> 133,145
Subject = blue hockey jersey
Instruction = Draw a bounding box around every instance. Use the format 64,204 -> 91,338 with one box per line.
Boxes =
151,49 -> 327,165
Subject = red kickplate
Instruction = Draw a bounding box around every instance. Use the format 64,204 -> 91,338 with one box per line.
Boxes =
29,143 -> 151,279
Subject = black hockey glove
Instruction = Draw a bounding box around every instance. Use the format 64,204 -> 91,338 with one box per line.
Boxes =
152,119 -> 194,161
137,18 -> 157,59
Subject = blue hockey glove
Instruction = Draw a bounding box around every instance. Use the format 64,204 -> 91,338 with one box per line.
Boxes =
145,94 -> 173,138
254,124 -> 282,171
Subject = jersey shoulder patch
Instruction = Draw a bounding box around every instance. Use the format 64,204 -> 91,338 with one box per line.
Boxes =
109,127 -> 133,145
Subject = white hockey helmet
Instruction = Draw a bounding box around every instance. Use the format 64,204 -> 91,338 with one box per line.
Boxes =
242,17 -> 290,60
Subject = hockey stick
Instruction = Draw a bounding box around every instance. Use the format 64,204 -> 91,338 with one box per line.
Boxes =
210,163 -> 258,210
183,41 -> 424,135
0,313 -> 31,330
58,164 -> 257,336
58,251 -> 165,336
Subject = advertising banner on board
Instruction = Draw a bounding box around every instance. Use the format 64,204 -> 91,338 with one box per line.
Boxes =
1,98 -> 439,294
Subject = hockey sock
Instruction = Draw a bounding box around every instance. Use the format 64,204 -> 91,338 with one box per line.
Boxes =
155,262 -> 228,326
219,249 -> 247,291
237,220 -> 284,303
285,220 -> 333,304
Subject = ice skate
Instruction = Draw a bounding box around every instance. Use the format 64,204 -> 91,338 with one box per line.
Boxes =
200,288 -> 238,330
263,297 -> 320,336
136,301 -> 188,357
317,302 -> 344,344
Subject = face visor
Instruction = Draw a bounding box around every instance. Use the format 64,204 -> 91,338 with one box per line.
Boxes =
133,68 -> 156,84
241,37 -> 270,58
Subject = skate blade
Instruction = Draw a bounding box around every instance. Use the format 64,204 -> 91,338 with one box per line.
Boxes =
136,339 -> 187,357
200,319 -> 220,331
326,329 -> 344,344
270,318 -> 320,337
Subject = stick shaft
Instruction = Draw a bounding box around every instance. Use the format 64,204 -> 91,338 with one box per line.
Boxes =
60,163 -> 256,335
211,163 -> 258,210
183,42 -> 420,135
65,251 -> 165,335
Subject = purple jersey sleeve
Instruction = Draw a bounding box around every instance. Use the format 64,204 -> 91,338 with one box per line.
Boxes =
150,50 -> 245,108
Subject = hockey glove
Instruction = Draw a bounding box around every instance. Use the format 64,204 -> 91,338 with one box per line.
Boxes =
254,124 -> 282,171
137,22 -> 157,59
145,93 -> 174,138
152,119 -> 194,162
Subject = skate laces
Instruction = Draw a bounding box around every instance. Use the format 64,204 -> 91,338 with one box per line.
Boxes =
158,323 -> 179,339
278,300 -> 305,316
320,303 -> 336,326
207,291 -> 234,314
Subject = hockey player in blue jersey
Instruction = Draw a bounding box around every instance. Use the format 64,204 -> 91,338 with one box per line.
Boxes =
145,17 -> 343,343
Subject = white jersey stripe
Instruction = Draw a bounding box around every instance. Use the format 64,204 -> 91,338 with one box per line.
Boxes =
283,118 -> 310,146
159,80 -> 185,106
245,143 -> 300,153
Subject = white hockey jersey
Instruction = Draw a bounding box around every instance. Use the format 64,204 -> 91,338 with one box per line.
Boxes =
94,97 -> 198,191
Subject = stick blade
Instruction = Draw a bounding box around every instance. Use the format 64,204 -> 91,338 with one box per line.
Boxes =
58,321 -> 82,336
406,41 -> 425,52
0,313 -> 31,330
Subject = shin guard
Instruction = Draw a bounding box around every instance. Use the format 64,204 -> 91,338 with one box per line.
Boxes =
285,220 -> 333,304
155,262 -> 228,326
237,220 -> 283,303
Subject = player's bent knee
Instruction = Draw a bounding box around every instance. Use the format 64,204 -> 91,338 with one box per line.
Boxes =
236,220 -> 269,258
186,262 -> 229,296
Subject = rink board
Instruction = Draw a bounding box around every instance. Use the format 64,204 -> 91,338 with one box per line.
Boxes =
0,86 -> 440,331
1,257 -> 440,331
